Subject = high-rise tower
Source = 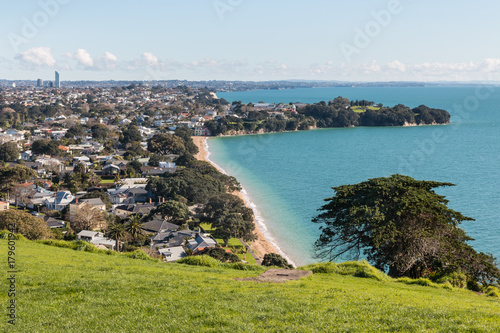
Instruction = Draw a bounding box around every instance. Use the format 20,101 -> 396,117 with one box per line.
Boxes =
55,71 -> 60,88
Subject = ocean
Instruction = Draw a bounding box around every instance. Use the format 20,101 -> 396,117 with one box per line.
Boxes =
212,87 -> 500,267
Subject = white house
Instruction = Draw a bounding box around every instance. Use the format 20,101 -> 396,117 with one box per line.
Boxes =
43,191 -> 75,211
157,246 -> 187,262
77,230 -> 117,250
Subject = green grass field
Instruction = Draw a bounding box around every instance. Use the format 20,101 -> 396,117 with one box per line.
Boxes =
1,239 -> 499,332
351,105 -> 381,113
99,179 -> 115,184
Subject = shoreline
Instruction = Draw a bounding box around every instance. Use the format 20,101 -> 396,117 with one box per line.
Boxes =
192,136 -> 290,263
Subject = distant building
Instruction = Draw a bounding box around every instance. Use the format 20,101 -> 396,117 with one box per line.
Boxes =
37,79 -> 43,87
55,71 -> 60,88
0,201 -> 9,211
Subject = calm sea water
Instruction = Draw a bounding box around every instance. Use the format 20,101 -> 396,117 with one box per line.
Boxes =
212,87 -> 500,266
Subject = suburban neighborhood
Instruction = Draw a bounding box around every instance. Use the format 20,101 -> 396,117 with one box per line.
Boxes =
0,83 -> 295,266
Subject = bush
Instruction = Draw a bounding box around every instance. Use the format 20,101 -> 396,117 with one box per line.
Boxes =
0,230 -> 27,240
396,277 -> 438,288
262,253 -> 293,269
223,262 -> 263,271
300,261 -> 390,282
205,247 -> 241,263
177,255 -> 220,268
0,210 -> 52,240
124,250 -> 158,262
435,272 -> 467,289
485,286 -> 500,298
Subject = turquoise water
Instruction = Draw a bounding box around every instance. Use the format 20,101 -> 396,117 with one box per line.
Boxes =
212,87 -> 500,266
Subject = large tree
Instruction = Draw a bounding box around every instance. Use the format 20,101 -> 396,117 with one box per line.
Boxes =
0,142 -> 20,162
125,215 -> 145,244
174,127 -> 199,155
0,210 -> 52,240
313,174 -> 500,284
120,125 -> 142,145
106,222 -> 128,252
202,194 -> 256,247
148,200 -> 190,225
71,203 -> 107,232
147,133 -> 186,156
0,164 -> 37,194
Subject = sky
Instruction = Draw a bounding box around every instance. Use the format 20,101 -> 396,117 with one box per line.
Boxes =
1,0 -> 500,82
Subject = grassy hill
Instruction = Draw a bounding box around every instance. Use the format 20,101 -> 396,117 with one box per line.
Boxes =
1,239 -> 499,332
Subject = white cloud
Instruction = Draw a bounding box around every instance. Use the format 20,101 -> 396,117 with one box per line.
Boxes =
95,51 -> 118,70
15,47 -> 56,67
387,60 -> 406,72
254,60 -> 289,76
74,49 -> 94,68
142,52 -> 158,66
103,51 -> 117,63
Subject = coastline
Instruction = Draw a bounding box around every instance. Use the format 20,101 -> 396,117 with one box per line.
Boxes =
192,136 -> 282,261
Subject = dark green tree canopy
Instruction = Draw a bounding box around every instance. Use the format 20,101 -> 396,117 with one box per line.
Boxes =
0,142 -> 20,162
174,127 -> 199,155
262,253 -> 293,269
91,124 -> 110,141
0,164 -> 37,193
313,175 -> 500,284
120,125 -> 142,145
31,139 -> 62,156
148,200 -> 190,225
147,133 -> 186,156
146,160 -> 240,204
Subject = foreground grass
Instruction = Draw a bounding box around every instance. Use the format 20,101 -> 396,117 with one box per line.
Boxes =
1,239 -> 499,332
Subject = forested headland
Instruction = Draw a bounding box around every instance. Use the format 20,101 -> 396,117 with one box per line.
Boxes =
205,97 -> 450,136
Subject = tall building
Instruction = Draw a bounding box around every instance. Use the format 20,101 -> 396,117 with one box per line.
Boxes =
55,71 -> 60,88
37,78 -> 43,87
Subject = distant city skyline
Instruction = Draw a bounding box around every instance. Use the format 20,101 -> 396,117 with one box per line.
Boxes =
2,0 -> 500,82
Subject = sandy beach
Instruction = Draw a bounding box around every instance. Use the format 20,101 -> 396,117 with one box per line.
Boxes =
192,136 -> 278,258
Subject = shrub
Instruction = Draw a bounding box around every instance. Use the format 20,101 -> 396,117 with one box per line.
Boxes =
125,250 -> 158,262
205,247 -> 241,263
396,277 -> 438,288
262,253 -> 293,269
435,272 -> 467,289
0,210 -> 52,240
223,262 -> 263,271
485,286 -> 500,298
0,230 -> 27,240
300,260 -> 390,282
177,255 -> 220,268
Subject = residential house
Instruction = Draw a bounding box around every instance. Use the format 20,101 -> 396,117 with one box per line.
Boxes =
0,201 -> 9,211
114,203 -> 156,218
20,150 -> 33,161
141,219 -> 179,234
108,187 -> 149,204
77,230 -> 117,250
193,127 -> 211,136
150,229 -> 198,248
43,191 -> 75,211
186,233 -> 218,253
102,164 -> 120,175
43,216 -> 65,228
157,246 -> 187,262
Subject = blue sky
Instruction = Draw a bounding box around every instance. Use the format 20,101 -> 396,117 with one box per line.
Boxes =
2,0 -> 500,82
